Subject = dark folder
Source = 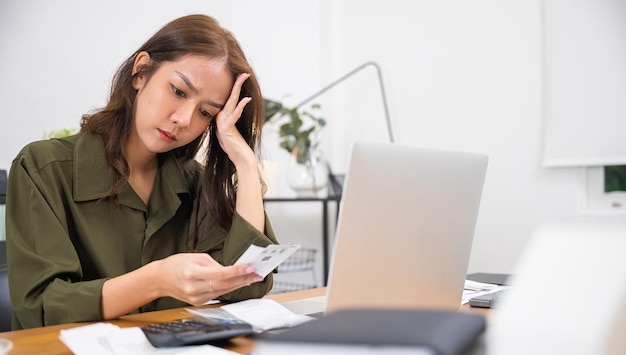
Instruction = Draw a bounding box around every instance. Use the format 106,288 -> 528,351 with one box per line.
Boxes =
256,308 -> 486,355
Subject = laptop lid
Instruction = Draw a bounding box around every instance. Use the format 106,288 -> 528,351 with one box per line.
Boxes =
325,141 -> 488,313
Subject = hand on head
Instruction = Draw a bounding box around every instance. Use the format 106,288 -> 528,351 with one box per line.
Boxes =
214,73 -> 254,165
156,253 -> 263,306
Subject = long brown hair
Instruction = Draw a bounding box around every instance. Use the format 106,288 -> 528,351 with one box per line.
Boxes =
80,14 -> 265,229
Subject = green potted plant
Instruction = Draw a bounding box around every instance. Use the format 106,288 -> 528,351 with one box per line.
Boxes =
273,103 -> 328,196
276,104 -> 326,164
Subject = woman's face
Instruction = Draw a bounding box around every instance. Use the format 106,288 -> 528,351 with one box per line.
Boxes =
131,53 -> 233,155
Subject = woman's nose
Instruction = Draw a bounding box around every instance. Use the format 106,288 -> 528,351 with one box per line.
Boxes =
171,103 -> 195,127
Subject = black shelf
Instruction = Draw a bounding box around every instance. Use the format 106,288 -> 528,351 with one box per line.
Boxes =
263,175 -> 343,285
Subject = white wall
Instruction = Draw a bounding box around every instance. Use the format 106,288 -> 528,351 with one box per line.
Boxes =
1,0 -> 624,283
543,0 -> 626,167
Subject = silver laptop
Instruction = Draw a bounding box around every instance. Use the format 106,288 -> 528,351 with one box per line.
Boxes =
282,141 -> 488,315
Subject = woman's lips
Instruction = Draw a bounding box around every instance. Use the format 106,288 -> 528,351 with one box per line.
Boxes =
158,129 -> 176,143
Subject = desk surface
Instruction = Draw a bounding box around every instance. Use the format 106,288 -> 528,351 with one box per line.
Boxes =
0,288 -> 488,354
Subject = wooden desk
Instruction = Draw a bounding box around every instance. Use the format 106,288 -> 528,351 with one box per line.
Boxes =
0,288 -> 488,354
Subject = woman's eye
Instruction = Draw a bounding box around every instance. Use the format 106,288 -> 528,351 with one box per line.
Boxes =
171,85 -> 186,98
200,110 -> 215,120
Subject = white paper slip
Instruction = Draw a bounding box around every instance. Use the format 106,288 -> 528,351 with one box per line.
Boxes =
59,323 -> 120,355
464,279 -> 498,292
235,244 -> 300,277
221,298 -> 313,331
461,285 -> 509,305
187,298 -> 313,332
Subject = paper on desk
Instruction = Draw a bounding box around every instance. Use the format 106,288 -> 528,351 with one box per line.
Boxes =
235,244 -> 300,277
464,279 -> 498,292
59,323 -> 239,355
188,298 -> 312,332
60,323 -> 118,355
461,279 -> 509,305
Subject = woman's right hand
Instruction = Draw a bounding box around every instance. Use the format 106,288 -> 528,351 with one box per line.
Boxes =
155,253 -> 264,306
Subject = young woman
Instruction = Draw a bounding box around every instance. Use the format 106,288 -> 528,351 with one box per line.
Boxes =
5,14 -> 277,330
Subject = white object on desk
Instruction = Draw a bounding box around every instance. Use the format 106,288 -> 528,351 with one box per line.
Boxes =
0,338 -> 12,355
461,279 -> 508,305
188,298 -> 312,332
487,223 -> 626,355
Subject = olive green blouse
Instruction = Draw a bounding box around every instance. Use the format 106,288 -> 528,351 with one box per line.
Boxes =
5,133 -> 277,330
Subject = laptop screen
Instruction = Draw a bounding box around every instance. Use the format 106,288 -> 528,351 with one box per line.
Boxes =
325,141 -> 488,313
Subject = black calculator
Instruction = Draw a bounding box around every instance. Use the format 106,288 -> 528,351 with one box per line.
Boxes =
141,317 -> 255,347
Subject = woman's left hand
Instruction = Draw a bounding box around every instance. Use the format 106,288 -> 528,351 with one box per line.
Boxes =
214,73 -> 254,166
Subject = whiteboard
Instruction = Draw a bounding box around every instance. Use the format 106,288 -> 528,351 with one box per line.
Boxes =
542,0 -> 626,167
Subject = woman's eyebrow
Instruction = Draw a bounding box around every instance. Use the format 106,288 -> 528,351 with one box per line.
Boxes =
175,71 -> 225,109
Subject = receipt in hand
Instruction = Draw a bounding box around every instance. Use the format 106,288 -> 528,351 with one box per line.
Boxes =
235,244 -> 300,277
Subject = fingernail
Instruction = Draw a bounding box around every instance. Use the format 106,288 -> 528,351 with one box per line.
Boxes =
245,266 -> 256,274
253,275 -> 264,282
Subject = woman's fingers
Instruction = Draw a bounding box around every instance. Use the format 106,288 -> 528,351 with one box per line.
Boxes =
184,270 -> 263,306
195,264 -> 262,292
205,266 -> 264,293
166,254 -> 264,305
217,73 -> 250,127
213,73 -> 255,163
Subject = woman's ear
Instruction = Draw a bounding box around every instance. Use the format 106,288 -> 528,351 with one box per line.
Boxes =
132,51 -> 152,90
